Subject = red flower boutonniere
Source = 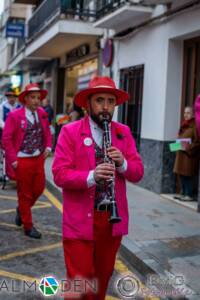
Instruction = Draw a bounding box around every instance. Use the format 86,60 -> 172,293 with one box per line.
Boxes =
116,128 -> 123,139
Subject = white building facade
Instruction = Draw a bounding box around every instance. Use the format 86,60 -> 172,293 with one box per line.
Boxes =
95,0 -> 200,210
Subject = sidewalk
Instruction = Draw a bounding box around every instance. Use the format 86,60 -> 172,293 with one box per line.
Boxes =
45,157 -> 200,299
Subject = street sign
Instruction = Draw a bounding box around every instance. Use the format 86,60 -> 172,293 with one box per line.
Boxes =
6,22 -> 25,38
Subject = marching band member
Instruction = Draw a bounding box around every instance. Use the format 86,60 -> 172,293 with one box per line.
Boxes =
0,87 -> 20,129
52,76 -> 144,299
2,83 -> 52,239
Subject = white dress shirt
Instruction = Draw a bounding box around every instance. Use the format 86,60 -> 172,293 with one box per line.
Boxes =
87,117 -> 127,187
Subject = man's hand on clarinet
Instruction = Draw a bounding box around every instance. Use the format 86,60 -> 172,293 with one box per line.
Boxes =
94,163 -> 115,183
107,146 -> 124,167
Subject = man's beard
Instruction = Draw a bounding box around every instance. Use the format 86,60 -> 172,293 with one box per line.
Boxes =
90,112 -> 112,129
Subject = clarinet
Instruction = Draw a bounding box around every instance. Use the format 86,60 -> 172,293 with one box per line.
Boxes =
101,112 -> 121,224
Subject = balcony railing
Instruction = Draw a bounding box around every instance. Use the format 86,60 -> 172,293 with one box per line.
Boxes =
28,0 -> 97,39
96,0 -> 128,19
28,0 -> 61,38
17,37 -> 25,52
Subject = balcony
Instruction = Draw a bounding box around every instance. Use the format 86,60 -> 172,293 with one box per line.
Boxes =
28,0 -> 97,39
24,0 -> 102,58
94,0 -> 153,31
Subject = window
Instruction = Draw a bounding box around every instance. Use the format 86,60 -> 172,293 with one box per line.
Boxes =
119,65 -> 144,150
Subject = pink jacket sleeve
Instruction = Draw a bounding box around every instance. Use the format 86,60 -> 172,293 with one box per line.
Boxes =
2,113 -> 18,164
39,108 -> 52,149
52,126 -> 89,190
45,119 -> 52,149
122,127 -> 144,183
195,95 -> 200,137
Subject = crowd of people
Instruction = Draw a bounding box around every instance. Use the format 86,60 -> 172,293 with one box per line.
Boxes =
0,77 -> 200,299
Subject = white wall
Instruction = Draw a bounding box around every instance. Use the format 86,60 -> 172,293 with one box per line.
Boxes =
0,40 -> 11,73
113,24 -> 169,141
164,39 -> 183,140
112,5 -> 200,141
168,7 -> 200,40
22,72 -> 30,89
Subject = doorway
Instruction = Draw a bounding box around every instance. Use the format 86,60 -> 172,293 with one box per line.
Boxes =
119,65 -> 144,150
180,37 -> 200,201
182,37 -> 200,115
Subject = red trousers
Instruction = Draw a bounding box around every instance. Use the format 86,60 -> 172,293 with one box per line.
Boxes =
16,155 -> 45,230
63,211 -> 122,300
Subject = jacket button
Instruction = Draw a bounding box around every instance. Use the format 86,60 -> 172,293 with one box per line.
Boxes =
87,213 -> 92,217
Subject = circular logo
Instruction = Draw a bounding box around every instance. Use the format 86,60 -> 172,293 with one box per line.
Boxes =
84,137 -> 93,146
39,276 -> 59,297
117,275 -> 140,298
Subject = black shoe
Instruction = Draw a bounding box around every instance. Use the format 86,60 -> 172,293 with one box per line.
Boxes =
15,207 -> 22,226
25,227 -> 42,239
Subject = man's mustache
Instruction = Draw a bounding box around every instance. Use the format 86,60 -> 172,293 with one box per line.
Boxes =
98,112 -> 112,122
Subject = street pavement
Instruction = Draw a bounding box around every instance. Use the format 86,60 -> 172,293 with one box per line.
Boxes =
0,180 -> 63,299
45,156 -> 200,300
123,182 -> 200,300
1,155 -> 200,300
0,177 -> 157,300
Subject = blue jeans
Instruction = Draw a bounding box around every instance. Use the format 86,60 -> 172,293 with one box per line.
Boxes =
180,175 -> 193,197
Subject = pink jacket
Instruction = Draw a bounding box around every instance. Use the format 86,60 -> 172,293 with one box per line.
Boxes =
52,116 -> 144,240
2,107 -> 52,179
195,95 -> 200,137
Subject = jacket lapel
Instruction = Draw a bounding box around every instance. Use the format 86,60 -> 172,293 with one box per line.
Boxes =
18,107 -> 27,131
81,116 -> 96,169
111,122 -> 124,151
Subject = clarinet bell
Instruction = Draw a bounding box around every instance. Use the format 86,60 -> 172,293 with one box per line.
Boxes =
109,202 -> 122,223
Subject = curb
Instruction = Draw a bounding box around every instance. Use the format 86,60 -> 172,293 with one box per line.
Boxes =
120,237 -> 195,300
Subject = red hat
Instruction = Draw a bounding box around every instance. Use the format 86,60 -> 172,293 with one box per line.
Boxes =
74,76 -> 129,108
18,83 -> 48,103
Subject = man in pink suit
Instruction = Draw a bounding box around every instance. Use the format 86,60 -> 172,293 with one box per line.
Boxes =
52,76 -> 144,299
2,83 -> 52,239
195,94 -> 200,137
